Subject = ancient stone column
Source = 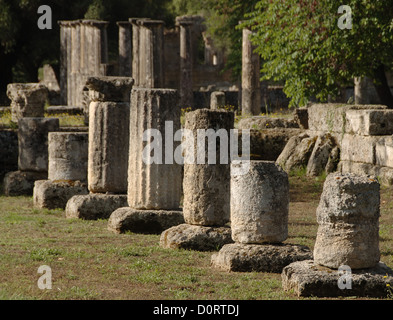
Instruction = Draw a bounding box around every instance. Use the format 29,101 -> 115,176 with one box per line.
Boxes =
58,21 -> 72,105
231,161 -> 289,244
33,131 -> 89,210
183,109 -> 234,226
137,19 -> 164,88
86,76 -> 134,193
210,91 -> 226,110
313,173 -> 380,269
241,27 -> 261,116
176,16 -> 194,108
117,21 -> 132,77
127,88 -> 182,209
48,132 -> 88,181
129,18 -> 140,86
7,83 -> 48,122
18,118 -> 59,172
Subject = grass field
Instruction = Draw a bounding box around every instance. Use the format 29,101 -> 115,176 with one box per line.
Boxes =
1,173 -> 392,300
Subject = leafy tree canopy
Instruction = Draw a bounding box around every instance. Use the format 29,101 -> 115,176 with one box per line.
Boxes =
242,0 -> 393,107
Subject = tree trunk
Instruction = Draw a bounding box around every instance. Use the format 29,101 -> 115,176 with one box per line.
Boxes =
373,64 -> 393,109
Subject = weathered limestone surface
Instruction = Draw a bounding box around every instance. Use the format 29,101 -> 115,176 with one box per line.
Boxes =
7,83 -> 48,122
182,109 -> 234,226
338,161 -> 393,186
210,91 -> 225,110
85,76 -> 134,102
108,207 -> 184,234
211,243 -> 312,273
65,194 -> 128,220
3,170 -> 47,196
18,118 -> 60,172
313,173 -> 380,269
307,103 -> 386,134
276,133 -> 317,172
282,260 -> 393,298
306,133 -> 337,176
128,88 -> 182,210
160,223 -> 233,251
33,180 -> 88,209
48,132 -> 88,182
230,161 -> 289,244
345,109 -> 393,136
88,101 -> 129,193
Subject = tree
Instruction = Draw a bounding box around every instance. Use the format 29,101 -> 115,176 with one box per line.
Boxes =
243,0 -> 393,108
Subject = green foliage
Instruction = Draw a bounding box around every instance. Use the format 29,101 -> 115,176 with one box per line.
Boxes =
242,0 -> 393,107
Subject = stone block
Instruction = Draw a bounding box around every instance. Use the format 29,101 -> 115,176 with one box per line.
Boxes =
18,117 -> 59,172
313,173 -> 380,269
85,76 -> 134,102
108,207 -> 184,234
282,260 -> 393,298
65,194 -> 128,220
230,161 -> 289,244
375,136 -> 393,167
3,170 -> 47,196
48,132 -> 88,181
306,133 -> 337,176
340,133 -> 380,164
211,243 -> 312,273
7,83 -> 48,121
307,103 -> 386,134
276,133 -> 317,172
88,101 -> 129,193
33,180 -> 88,209
160,224 -> 233,251
345,109 -> 393,136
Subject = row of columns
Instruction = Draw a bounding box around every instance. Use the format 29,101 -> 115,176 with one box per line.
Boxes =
59,17 -> 263,114
58,20 -> 109,106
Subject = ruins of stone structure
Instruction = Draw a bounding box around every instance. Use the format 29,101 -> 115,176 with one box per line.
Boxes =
7,83 -> 48,123
275,103 -> 393,183
282,173 -> 393,297
33,131 -> 89,209
3,114 -> 59,196
65,76 -> 133,219
160,109 -> 235,251
108,88 -> 184,234
211,161 -> 312,272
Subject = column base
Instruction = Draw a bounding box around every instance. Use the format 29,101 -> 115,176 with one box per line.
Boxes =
211,243 -> 312,273
160,223 -> 233,251
282,260 -> 393,298
33,180 -> 88,210
65,193 -> 128,220
108,207 -> 184,234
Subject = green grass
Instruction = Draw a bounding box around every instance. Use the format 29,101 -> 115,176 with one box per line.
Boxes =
0,176 -> 392,300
